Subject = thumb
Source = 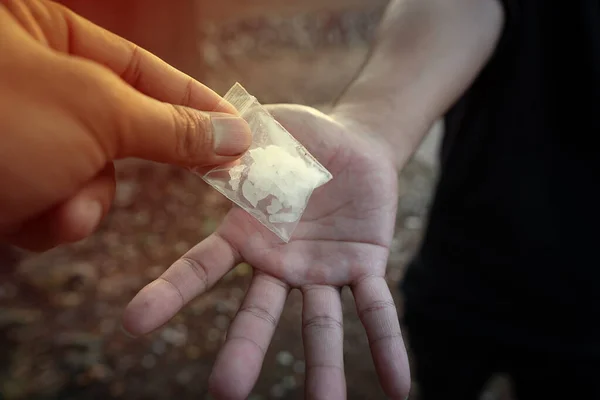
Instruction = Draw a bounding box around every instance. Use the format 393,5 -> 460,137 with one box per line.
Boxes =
110,91 -> 252,167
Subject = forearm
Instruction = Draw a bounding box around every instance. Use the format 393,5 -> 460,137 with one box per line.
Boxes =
331,0 -> 504,167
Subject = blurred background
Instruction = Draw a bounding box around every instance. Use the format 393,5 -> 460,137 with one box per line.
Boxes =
0,0 -> 469,399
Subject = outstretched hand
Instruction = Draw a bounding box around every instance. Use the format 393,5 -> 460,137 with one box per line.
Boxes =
123,104 -> 411,399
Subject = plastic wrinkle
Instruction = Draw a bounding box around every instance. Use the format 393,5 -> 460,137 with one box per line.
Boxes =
197,82 -> 333,242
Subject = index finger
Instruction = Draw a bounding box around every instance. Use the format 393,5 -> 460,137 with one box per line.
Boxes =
122,233 -> 240,336
7,0 -> 236,113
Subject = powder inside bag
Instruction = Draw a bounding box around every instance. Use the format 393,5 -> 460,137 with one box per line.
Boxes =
201,82 -> 333,242
234,145 -> 323,223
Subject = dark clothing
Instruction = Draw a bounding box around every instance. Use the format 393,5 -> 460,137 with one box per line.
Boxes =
404,313 -> 600,399
401,0 -> 600,397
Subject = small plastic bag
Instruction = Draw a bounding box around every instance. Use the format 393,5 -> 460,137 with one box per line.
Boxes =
198,83 -> 333,243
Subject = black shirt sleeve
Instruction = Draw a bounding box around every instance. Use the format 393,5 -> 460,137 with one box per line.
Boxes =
494,0 -> 521,54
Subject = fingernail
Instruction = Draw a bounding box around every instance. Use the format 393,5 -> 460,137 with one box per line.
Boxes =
85,200 -> 103,231
211,113 -> 252,156
67,199 -> 103,241
120,324 -> 137,339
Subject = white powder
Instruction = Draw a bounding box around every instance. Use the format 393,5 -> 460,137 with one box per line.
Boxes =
201,82 -> 333,242
228,164 -> 246,191
235,145 -> 323,223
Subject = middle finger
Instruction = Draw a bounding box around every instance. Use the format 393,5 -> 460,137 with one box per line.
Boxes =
302,284 -> 346,400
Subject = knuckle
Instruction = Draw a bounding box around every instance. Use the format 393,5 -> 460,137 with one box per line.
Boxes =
255,273 -> 289,291
157,276 -> 185,305
171,105 -> 212,163
227,336 -> 266,355
120,44 -> 144,88
179,256 -> 209,291
180,78 -> 194,105
238,304 -> 278,327
358,299 -> 396,319
369,331 -> 402,347
303,315 -> 343,331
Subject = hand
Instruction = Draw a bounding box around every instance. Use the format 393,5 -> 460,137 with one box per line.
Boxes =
123,104 -> 411,399
0,0 -> 250,251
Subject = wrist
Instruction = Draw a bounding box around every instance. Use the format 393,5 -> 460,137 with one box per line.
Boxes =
330,100 -> 429,170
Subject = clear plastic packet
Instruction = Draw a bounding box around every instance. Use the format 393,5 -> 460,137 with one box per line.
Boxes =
197,83 -> 333,243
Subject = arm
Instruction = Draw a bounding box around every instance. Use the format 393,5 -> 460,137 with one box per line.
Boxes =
331,0 -> 505,167
118,3 -> 506,399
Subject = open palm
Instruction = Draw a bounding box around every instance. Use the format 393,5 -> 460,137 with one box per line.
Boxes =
123,104 -> 410,400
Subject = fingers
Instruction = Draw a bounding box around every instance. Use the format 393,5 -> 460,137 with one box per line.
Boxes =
209,273 -> 289,400
5,0 -> 237,113
5,1 -> 252,168
56,61 -> 252,168
122,233 -> 240,336
3,163 -> 115,251
110,100 -> 252,167
302,285 -> 346,400
352,276 -> 411,400
57,54 -> 251,168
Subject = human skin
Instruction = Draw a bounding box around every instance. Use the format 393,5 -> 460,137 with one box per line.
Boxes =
0,0 -> 251,251
122,1 -> 505,399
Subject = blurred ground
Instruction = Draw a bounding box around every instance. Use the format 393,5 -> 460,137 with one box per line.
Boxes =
0,1 -> 511,399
